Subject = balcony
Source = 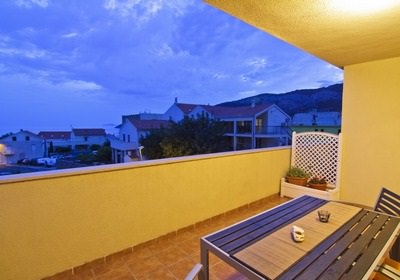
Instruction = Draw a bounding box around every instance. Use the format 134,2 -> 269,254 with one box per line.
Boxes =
255,125 -> 291,136
2,1 -> 400,278
0,147 -> 290,279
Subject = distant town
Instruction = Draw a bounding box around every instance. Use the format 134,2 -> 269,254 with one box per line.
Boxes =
0,85 -> 342,176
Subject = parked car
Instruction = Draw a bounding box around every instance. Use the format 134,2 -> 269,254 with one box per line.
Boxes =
37,157 -> 57,166
17,158 -> 30,165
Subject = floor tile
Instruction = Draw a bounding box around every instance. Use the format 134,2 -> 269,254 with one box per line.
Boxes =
126,255 -> 164,278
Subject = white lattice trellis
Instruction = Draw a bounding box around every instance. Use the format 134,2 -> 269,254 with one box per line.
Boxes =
291,131 -> 342,188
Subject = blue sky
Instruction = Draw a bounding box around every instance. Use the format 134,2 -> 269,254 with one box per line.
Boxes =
0,0 -> 343,135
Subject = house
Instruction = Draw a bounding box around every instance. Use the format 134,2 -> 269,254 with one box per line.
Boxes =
164,98 -> 198,122
0,130 -> 45,164
111,115 -> 171,163
38,131 -> 72,153
70,128 -> 107,150
190,103 -> 291,150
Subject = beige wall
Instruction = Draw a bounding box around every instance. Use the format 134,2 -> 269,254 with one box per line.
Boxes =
0,147 -> 290,280
341,56 -> 400,205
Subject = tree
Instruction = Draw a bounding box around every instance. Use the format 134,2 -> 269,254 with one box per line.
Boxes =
141,115 -> 228,159
48,141 -> 54,154
76,141 -> 112,164
95,141 -> 112,163
140,127 -> 168,160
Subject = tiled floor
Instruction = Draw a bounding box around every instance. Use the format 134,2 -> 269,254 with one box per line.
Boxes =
44,195 -> 289,280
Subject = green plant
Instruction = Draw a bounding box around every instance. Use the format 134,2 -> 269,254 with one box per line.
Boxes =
309,176 -> 327,184
286,166 -> 309,178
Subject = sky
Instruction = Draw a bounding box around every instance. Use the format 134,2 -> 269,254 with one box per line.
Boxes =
0,0 -> 343,135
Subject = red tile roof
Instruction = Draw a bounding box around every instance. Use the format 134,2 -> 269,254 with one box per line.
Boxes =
176,103 -> 198,114
38,131 -> 71,140
128,119 -> 171,130
72,128 -> 106,136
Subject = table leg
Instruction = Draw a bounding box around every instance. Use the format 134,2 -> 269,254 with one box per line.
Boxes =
200,240 -> 209,280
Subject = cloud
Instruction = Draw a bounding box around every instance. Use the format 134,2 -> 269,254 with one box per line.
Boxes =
239,57 -> 269,82
152,43 -> 189,58
247,57 -> 268,70
238,90 -> 258,98
0,34 -> 48,59
212,72 -> 228,80
62,32 -> 78,39
153,43 -> 174,57
0,45 -> 46,58
103,0 -> 194,26
15,0 -> 49,8
61,80 -> 103,91
104,0 -> 163,24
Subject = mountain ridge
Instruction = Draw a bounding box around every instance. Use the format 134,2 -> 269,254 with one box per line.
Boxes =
217,83 -> 343,116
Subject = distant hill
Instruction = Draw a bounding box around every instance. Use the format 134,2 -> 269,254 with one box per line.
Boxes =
218,83 -> 343,116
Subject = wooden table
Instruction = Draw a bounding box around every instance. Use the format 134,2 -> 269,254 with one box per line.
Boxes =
200,195 -> 400,280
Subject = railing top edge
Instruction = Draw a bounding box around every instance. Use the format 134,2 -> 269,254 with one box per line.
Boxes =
0,146 -> 291,184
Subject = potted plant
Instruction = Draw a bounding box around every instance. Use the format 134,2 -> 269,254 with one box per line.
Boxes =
285,166 -> 309,186
308,176 -> 327,190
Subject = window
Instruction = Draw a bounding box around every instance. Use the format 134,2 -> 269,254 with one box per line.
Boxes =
84,137 -> 88,142
12,136 -> 16,141
25,136 -> 30,141
123,134 -> 126,142
127,135 -> 130,143
237,121 -> 252,134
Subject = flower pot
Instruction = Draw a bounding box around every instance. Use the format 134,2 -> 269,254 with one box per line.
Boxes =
309,183 -> 327,191
286,176 -> 308,186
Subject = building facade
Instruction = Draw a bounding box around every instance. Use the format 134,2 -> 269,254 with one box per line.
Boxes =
189,103 -> 291,150
111,115 -> 171,163
38,131 -> 72,154
70,128 -> 107,150
0,130 -> 45,164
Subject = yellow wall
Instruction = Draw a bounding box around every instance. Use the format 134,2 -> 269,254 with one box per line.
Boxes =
0,147 -> 290,280
341,56 -> 400,205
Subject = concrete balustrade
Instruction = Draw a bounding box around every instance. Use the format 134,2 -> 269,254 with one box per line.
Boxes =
0,147 -> 290,280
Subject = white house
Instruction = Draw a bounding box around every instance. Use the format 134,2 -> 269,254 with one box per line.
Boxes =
0,130 -> 45,164
113,100 -> 291,160
189,103 -> 291,150
70,128 -> 107,150
164,99 -> 198,122
111,115 -> 171,163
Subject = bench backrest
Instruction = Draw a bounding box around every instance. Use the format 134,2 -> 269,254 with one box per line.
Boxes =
374,187 -> 400,217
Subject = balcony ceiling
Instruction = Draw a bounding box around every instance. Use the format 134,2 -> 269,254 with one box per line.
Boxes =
204,0 -> 400,67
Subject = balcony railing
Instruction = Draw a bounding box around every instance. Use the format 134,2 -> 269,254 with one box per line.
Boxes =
256,125 -> 292,135
237,125 -> 252,134
0,147 -> 291,280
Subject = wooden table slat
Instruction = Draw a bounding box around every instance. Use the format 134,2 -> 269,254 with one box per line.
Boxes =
341,217 -> 400,279
277,210 -> 368,280
220,199 -> 327,254
207,196 -> 321,244
293,211 -> 379,280
233,202 -> 362,279
318,214 -> 389,280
